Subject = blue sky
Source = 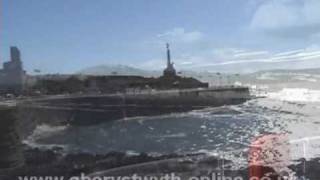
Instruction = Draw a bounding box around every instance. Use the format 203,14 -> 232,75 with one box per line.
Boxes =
1,0 -> 320,73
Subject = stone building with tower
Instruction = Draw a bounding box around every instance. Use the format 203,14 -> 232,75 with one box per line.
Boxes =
0,46 -> 26,95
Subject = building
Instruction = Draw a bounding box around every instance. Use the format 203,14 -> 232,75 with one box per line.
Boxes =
0,47 -> 26,94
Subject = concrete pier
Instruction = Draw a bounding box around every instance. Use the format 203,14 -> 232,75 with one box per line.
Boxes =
0,105 -> 24,172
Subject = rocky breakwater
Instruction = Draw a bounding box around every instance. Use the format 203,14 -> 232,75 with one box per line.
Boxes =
0,102 -> 24,176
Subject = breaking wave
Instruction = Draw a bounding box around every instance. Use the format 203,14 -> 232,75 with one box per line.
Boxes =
267,88 -> 320,102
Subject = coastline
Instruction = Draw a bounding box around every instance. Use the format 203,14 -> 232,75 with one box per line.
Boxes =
2,146 -> 320,179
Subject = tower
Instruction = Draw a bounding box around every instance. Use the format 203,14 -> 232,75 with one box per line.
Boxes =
10,47 -> 21,62
163,43 -> 176,77
3,47 -> 23,71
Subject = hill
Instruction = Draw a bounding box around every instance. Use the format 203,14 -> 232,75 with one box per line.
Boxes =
77,64 -> 160,77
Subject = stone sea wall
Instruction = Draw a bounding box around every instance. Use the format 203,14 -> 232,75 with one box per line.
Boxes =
18,87 -> 250,126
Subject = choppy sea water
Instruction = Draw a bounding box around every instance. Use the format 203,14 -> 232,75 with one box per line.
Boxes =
24,86 -> 320,169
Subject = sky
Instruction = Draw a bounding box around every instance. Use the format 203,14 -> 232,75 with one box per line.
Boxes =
1,0 -> 320,74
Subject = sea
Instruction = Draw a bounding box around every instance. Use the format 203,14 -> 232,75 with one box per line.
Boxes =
24,71 -> 320,170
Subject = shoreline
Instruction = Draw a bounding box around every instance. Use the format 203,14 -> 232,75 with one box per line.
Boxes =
1,146 -> 320,179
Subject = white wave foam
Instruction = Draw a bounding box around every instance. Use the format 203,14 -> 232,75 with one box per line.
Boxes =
293,76 -> 317,82
32,124 -> 68,136
125,150 -> 140,156
157,133 -> 187,138
188,106 -> 243,119
257,73 -> 277,80
23,139 -> 68,151
267,88 -> 320,102
23,124 -> 69,151
119,112 -> 189,122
